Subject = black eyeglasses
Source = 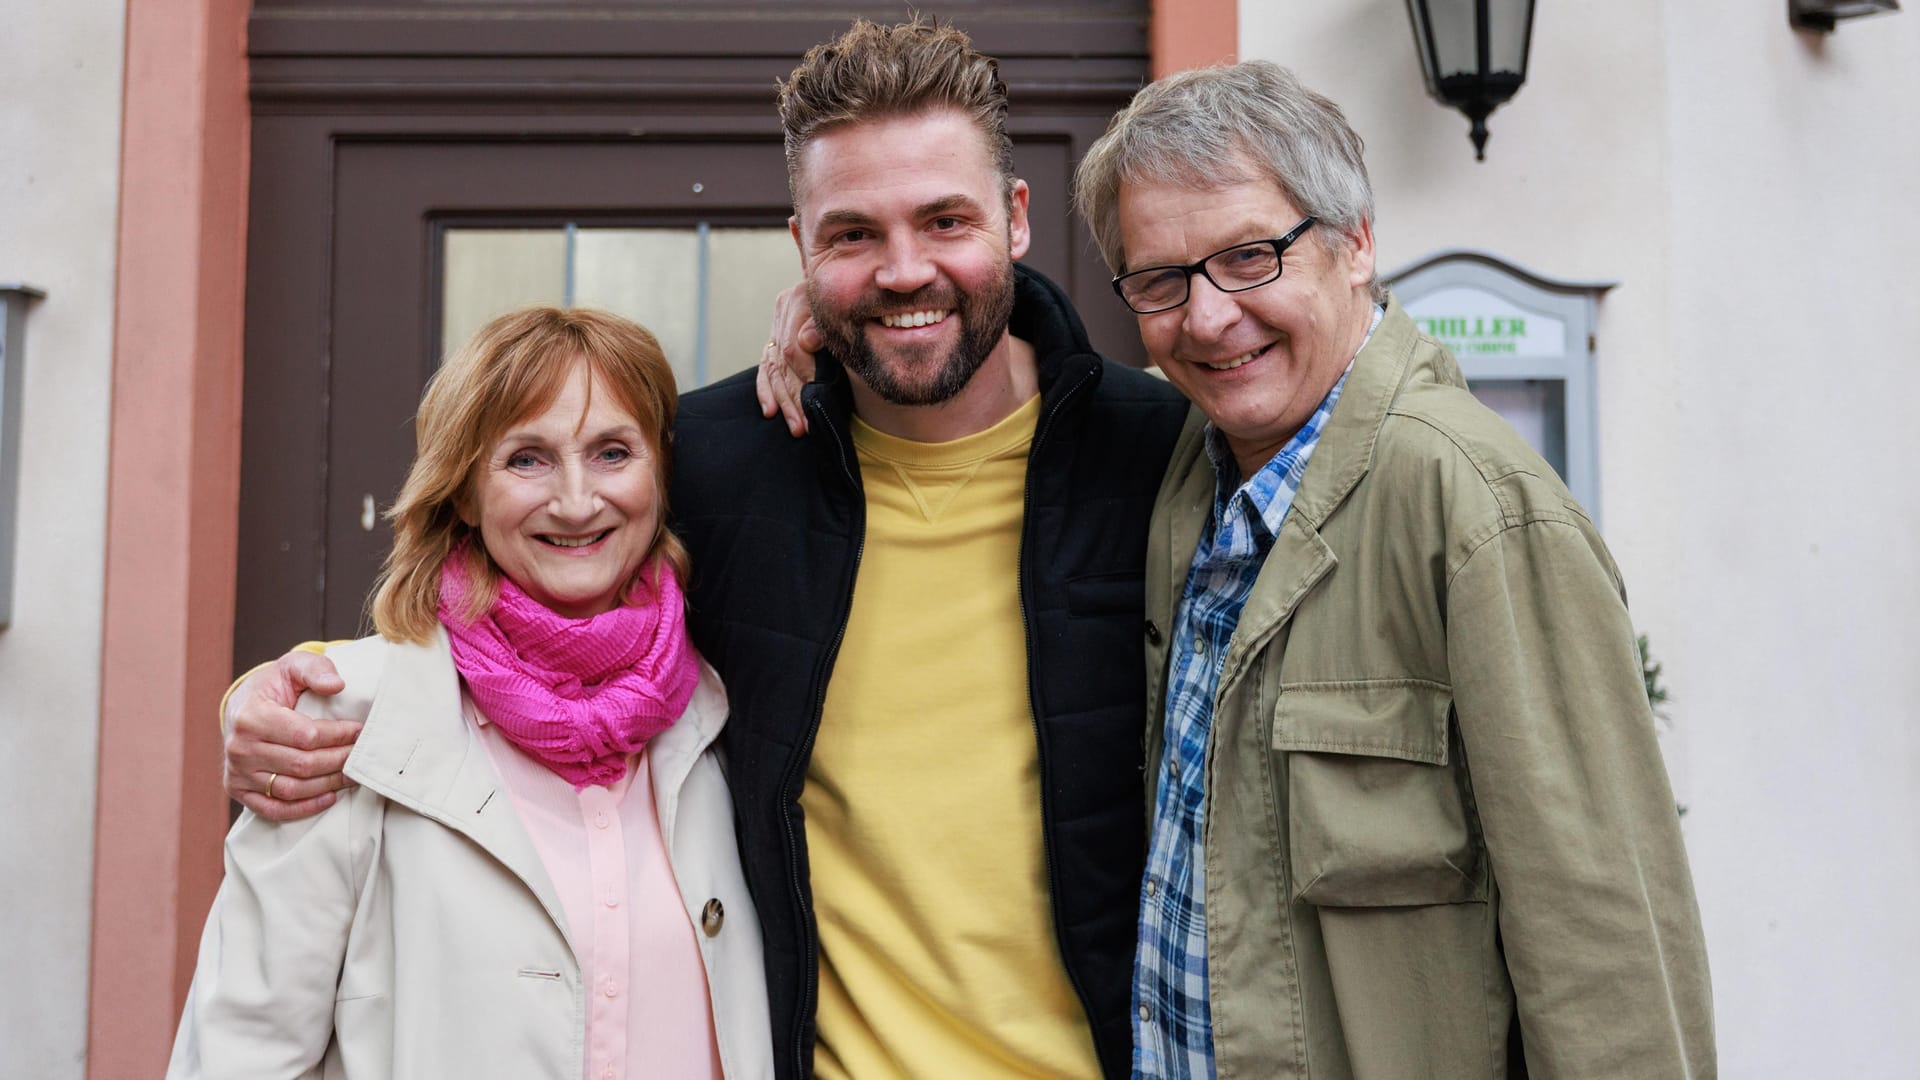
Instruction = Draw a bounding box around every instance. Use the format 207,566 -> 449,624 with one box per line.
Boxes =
1111,216 -> 1317,314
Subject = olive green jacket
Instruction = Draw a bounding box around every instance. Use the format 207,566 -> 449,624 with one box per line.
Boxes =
1143,299 -> 1713,1079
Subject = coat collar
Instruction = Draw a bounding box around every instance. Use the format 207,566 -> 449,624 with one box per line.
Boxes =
1287,295 -> 1430,530
1213,296 -> 1465,692
342,627 -> 728,946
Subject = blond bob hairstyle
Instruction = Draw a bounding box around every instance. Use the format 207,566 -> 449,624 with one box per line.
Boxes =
369,306 -> 690,644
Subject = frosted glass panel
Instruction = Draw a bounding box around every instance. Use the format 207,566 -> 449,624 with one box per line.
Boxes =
1422,0 -> 1478,76
705,227 -> 803,385
1470,378 -> 1566,480
572,229 -> 704,393
441,230 -> 567,360
439,224 -> 796,391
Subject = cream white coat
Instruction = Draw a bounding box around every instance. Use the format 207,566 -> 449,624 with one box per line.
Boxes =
169,630 -> 773,1079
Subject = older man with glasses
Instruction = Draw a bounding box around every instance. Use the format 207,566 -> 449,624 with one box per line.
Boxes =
1074,61 -> 1714,1079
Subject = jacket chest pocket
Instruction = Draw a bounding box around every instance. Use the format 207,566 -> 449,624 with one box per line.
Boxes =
1271,680 -> 1484,907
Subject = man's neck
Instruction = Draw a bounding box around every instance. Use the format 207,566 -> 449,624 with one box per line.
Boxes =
850,332 -> 1041,444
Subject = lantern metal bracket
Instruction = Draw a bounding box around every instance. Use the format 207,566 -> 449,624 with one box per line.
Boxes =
1789,0 -> 1900,32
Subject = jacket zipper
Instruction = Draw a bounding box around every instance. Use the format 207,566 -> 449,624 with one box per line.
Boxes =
1015,356 -> 1104,1046
781,393 -> 865,1079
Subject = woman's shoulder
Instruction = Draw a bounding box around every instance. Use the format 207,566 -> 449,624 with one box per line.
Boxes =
297,634 -> 411,724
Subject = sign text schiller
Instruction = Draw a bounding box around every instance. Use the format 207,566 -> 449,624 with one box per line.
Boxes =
1404,286 -> 1565,359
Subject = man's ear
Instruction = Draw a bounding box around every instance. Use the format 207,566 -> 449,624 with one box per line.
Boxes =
788,215 -> 809,270
1006,179 -> 1031,261
1343,217 -> 1376,290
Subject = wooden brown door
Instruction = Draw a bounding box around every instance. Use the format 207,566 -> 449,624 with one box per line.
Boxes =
236,2 -> 1150,665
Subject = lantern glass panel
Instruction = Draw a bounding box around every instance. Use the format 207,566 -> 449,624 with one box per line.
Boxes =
1488,0 -> 1535,75
1406,0 -> 1441,84
1419,0 -> 1480,77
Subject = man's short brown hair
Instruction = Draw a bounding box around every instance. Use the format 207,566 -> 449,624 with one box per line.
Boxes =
778,17 -> 1015,207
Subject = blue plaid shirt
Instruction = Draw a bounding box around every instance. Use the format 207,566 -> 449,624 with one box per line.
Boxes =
1132,314 -> 1376,1079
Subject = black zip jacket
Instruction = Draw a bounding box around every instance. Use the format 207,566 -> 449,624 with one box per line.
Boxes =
669,265 -> 1190,1079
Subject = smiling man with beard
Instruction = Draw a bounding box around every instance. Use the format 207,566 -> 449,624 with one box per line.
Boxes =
799,187 -> 1017,411
217,18 -> 1191,1080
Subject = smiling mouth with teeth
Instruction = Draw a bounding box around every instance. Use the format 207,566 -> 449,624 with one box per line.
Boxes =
1204,344 -> 1268,371
540,530 -> 611,548
878,309 -> 952,329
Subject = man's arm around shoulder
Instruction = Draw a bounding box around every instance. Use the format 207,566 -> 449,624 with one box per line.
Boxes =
223,643 -> 361,822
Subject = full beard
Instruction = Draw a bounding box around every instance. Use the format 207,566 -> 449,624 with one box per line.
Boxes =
807,263 -> 1016,408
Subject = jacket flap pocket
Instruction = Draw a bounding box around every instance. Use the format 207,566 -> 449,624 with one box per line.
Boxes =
1270,679 -> 1481,907
1271,679 -> 1450,765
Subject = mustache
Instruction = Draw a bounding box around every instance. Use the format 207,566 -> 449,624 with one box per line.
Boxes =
843,286 -> 964,322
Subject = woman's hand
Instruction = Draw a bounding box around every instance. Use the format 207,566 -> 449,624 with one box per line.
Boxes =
755,282 -> 822,437
224,650 -> 360,821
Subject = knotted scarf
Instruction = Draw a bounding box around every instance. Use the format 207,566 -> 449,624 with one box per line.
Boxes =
439,552 -> 699,789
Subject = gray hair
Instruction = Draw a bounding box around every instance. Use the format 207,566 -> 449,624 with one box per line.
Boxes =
1075,61 -> 1384,300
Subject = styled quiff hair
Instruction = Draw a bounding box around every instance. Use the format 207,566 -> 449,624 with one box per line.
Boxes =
369,306 -> 689,644
1075,60 -> 1386,301
778,17 -> 1016,207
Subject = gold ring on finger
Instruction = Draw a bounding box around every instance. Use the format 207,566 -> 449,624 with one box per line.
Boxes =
266,772 -> 279,799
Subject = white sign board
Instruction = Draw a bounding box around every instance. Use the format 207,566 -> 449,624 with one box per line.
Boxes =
1386,252 -> 1609,522
1402,286 -> 1567,360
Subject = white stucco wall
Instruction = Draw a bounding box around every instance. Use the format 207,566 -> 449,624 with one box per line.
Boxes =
0,2 -> 126,1076
1244,1 -> 1920,1073
1657,5 -> 1920,1075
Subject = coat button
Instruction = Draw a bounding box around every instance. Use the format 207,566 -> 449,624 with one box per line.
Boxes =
1145,620 -> 1163,646
701,898 -> 725,937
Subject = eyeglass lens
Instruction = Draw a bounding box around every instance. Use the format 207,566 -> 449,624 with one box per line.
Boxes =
1119,241 -> 1282,312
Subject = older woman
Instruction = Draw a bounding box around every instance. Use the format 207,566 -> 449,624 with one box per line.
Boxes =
170,308 -> 771,1079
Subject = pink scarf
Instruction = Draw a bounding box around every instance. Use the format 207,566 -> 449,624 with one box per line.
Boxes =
438,554 -> 700,789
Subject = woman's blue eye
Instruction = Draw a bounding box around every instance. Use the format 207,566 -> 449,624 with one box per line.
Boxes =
507,451 -> 540,469
598,446 -> 631,464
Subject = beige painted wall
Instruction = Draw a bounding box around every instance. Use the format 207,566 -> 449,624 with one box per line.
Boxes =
1243,1 -> 1920,1073
0,2 -> 126,1076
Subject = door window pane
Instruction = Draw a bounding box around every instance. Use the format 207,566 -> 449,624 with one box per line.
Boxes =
572,229 -> 703,391
439,223 -> 800,392
704,227 -> 804,385
441,229 -> 568,358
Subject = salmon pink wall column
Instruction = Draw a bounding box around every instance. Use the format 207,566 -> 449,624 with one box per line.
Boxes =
1151,0 -> 1237,77
87,0 -> 249,1073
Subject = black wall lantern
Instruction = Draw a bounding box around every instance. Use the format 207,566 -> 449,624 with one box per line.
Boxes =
1789,0 -> 1900,32
1405,0 -> 1538,161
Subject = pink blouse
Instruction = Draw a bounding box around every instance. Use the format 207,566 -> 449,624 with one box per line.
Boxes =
470,700 -> 723,1080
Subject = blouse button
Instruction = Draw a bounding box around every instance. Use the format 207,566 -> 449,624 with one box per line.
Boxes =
702,898 -> 725,937
593,812 -> 610,829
